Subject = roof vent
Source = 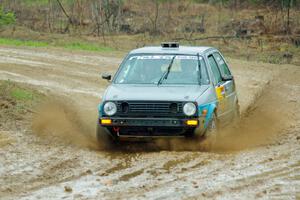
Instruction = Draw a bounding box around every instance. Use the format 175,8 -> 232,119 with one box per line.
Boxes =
161,42 -> 179,48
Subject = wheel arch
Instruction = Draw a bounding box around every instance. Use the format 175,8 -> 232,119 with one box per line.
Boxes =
202,102 -> 218,129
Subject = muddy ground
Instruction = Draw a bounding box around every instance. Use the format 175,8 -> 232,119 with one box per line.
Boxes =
0,46 -> 299,200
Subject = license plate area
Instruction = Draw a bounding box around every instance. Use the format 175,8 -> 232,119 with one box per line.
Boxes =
112,118 -> 183,127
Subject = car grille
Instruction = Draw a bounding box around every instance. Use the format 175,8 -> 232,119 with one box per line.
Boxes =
127,102 -> 181,113
111,101 -> 195,118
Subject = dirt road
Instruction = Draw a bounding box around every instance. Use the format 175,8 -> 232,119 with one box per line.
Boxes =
0,46 -> 299,199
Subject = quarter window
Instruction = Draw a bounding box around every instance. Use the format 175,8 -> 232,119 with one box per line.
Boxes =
213,52 -> 231,76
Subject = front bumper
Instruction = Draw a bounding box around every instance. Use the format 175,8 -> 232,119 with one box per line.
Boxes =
99,117 -> 199,137
99,117 -> 199,127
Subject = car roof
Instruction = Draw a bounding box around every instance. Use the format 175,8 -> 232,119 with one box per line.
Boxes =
129,46 -> 215,55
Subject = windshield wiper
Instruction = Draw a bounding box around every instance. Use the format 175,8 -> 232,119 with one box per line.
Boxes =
157,56 -> 176,85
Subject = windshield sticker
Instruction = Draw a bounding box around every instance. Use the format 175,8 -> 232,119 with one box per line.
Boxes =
177,56 -> 198,60
129,55 -> 200,60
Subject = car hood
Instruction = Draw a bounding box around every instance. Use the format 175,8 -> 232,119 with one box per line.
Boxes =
103,84 -> 209,102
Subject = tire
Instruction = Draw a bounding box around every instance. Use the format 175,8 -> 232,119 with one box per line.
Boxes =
96,123 -> 116,150
202,112 -> 219,150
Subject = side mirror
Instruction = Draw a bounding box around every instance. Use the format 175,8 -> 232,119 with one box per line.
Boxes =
102,73 -> 112,81
222,74 -> 233,81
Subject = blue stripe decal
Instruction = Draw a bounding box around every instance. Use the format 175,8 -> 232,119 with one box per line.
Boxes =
198,102 -> 217,129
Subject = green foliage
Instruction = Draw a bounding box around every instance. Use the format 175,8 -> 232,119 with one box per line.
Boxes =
63,42 -> 114,52
0,80 -> 43,118
0,38 -> 48,47
0,7 -> 15,27
0,80 -> 35,101
22,0 -> 74,6
22,0 -> 49,6
10,88 -> 34,101
0,37 -> 115,52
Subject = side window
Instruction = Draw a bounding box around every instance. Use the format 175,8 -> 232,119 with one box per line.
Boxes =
208,55 -> 222,85
213,52 -> 231,76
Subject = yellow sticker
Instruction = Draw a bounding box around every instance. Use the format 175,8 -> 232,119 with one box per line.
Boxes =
216,86 -> 226,111
215,86 -> 224,100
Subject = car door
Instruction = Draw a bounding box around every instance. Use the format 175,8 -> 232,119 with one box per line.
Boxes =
207,54 -> 227,118
212,52 -> 236,117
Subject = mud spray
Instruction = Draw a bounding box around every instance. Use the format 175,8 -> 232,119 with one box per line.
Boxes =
156,81 -> 289,152
31,98 -> 100,150
31,79 -> 288,152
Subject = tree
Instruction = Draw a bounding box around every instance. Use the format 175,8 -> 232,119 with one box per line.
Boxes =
282,0 -> 292,34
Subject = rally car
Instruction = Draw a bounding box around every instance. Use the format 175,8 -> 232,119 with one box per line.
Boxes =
97,42 -> 239,146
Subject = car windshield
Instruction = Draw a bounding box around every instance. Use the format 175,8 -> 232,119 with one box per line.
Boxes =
114,54 -> 209,85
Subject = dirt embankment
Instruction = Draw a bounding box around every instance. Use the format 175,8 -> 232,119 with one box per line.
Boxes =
0,47 -> 299,200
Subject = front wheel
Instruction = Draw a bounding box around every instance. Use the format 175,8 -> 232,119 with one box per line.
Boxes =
202,112 -> 219,150
96,123 -> 117,150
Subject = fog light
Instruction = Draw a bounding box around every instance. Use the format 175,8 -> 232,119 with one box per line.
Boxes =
186,120 -> 198,126
101,118 -> 112,125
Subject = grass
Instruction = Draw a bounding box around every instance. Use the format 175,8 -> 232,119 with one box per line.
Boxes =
22,0 -> 73,6
22,0 -> 49,6
10,88 -> 34,101
0,80 -> 42,102
0,34 -> 299,65
0,80 -> 43,117
0,38 -> 48,47
0,37 -> 115,53
63,42 -> 114,52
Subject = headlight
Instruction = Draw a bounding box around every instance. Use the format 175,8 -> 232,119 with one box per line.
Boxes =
183,102 -> 197,116
103,102 -> 117,116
